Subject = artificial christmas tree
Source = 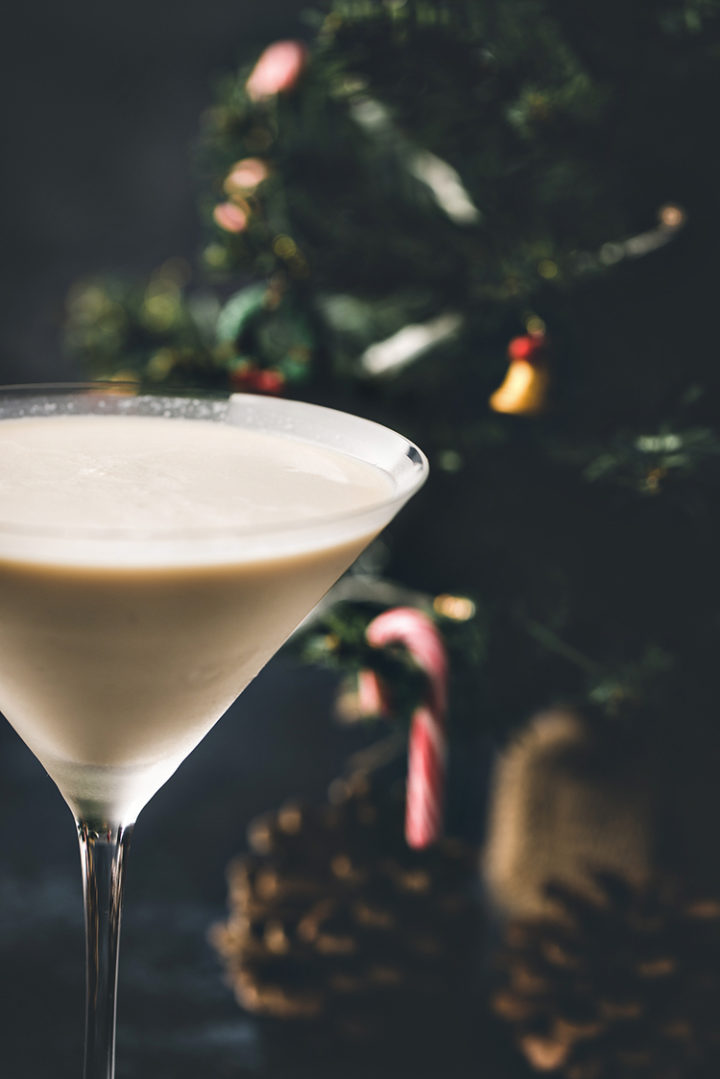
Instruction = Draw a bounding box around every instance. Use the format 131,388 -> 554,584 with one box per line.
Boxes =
65,0 -> 720,742
63,3 -> 720,1065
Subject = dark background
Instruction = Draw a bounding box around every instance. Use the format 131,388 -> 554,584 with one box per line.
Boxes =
4,7 -> 714,1077
0,0 -> 316,384
0,5 -> 389,1077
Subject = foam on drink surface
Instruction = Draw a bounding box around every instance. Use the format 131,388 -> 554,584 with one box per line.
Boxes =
0,415 -> 394,566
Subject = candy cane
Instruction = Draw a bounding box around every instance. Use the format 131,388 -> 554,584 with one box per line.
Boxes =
356,668 -> 388,718
366,607 -> 448,848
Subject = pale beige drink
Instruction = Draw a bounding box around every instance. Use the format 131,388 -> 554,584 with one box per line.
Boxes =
0,413 -> 394,819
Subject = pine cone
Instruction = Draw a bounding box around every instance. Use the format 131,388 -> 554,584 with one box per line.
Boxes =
491,871 -> 720,1078
212,772 -> 479,1046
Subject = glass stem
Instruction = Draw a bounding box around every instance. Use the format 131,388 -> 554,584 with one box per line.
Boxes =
77,820 -> 134,1079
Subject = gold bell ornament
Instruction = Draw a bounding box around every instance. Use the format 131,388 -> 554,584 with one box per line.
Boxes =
489,332 -> 549,416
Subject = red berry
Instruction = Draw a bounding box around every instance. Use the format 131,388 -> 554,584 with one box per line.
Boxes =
255,369 -> 285,395
231,365 -> 285,395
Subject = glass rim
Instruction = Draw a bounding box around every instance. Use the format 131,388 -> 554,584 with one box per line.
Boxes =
0,383 -> 428,546
0,380 -> 219,396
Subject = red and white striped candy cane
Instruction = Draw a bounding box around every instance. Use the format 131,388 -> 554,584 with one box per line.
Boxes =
366,607 -> 448,848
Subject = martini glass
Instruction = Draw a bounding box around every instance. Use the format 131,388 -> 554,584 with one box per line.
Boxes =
0,384 -> 427,1079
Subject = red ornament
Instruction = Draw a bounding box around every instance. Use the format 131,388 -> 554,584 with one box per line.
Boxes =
230,365 -> 285,395
224,158 -> 270,197
246,41 -> 309,101
507,333 -> 546,364
213,202 -> 248,234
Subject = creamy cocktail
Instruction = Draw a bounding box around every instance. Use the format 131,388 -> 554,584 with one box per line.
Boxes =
0,387 -> 426,1079
0,411 -> 395,822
